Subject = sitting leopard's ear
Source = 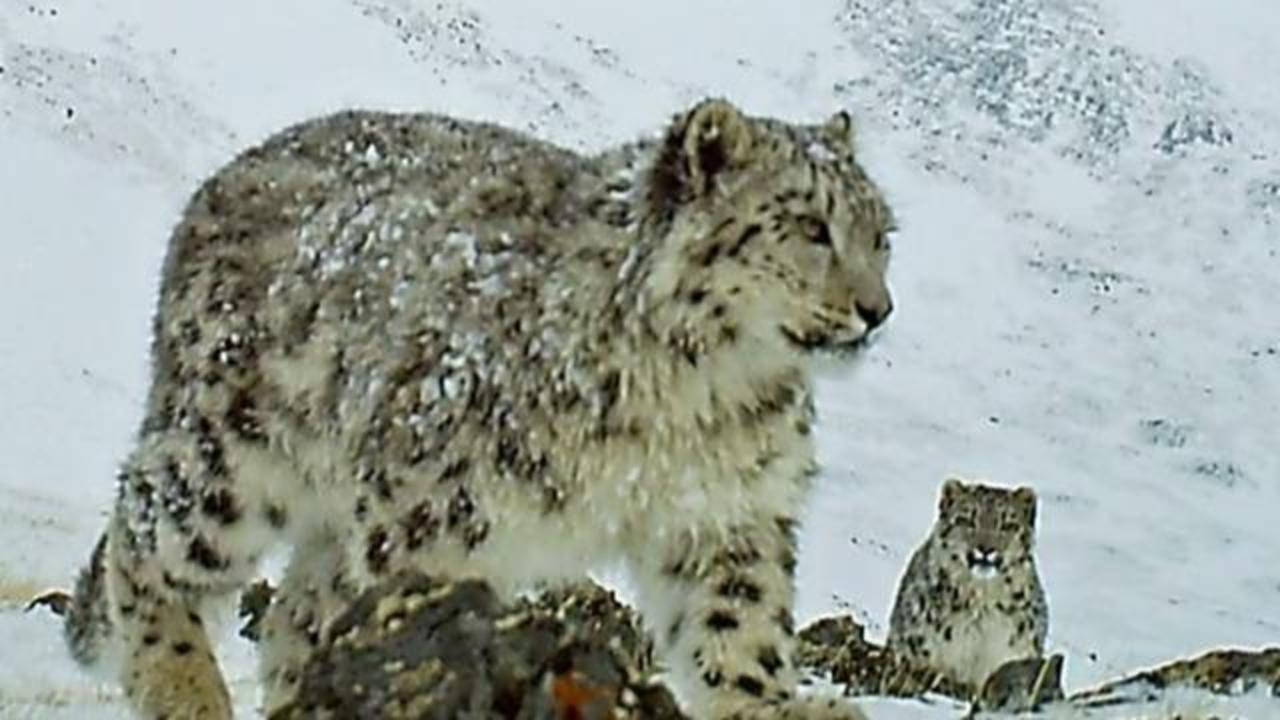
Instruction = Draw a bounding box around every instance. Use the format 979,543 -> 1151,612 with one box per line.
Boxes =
822,110 -> 857,155
939,476 -> 966,514
1012,486 -> 1038,526
645,98 -> 755,224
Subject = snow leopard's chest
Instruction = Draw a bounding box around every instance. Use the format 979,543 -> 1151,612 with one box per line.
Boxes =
922,565 -> 1043,687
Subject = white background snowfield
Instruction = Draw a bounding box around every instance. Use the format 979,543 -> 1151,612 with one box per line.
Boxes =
1,1 -> 1277,718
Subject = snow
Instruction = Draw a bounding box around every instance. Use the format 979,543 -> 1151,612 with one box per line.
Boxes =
1,0 -> 1277,718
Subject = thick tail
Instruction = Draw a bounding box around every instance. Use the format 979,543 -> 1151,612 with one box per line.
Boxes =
64,531 -> 114,667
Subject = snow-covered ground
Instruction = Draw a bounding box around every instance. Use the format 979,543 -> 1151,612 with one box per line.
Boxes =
1,0 -> 1277,718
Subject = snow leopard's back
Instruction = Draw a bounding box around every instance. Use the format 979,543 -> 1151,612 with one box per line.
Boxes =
149,110 -> 623,450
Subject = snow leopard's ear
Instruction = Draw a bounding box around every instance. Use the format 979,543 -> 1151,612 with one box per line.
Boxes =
939,477 -> 966,514
680,98 -> 755,194
822,110 -> 856,155
646,99 -> 755,222
1012,486 -> 1038,525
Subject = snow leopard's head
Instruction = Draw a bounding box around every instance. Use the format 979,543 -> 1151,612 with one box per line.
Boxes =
934,478 -> 1038,580
642,98 -> 895,364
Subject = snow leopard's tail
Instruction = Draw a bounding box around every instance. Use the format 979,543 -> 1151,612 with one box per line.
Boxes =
64,531 -> 114,668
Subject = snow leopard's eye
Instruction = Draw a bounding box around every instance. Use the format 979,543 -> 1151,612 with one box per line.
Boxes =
952,513 -> 976,529
798,216 -> 833,247
999,511 -> 1024,533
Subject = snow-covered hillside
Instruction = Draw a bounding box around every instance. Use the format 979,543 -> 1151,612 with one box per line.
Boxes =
1,1 -> 1276,718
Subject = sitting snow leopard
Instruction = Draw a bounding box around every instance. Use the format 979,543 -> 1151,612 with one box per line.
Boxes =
886,478 -> 1049,695
60,98 -> 896,720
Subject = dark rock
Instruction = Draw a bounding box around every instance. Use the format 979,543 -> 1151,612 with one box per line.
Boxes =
976,654 -> 1065,712
265,573 -> 685,719
1070,646 -> 1280,707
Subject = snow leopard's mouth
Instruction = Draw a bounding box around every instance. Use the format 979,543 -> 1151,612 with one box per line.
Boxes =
780,326 -> 868,358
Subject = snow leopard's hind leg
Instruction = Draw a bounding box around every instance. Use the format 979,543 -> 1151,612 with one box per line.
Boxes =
257,530 -> 359,714
64,427 -> 290,720
629,515 -> 867,720
66,516 -> 232,719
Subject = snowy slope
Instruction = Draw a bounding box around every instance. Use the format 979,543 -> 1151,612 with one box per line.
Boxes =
1,0 -> 1277,718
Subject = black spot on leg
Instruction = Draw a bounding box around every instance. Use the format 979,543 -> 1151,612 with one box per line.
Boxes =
365,526 -> 390,575
727,224 -> 762,257
186,536 -> 228,571
264,503 -> 288,529
734,674 -> 766,697
142,632 -> 160,646
757,646 -> 784,676
697,243 -> 724,267
706,610 -> 740,632
200,488 -> 241,525
688,288 -> 708,304
779,547 -> 798,575
702,668 -> 724,688
773,607 -> 795,636
172,640 -> 194,656
775,517 -> 799,575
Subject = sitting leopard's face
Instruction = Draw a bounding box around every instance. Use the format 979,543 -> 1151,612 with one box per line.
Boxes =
933,478 -> 1038,580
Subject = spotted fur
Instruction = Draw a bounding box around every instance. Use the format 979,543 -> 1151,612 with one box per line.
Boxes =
63,98 -> 895,719
887,478 -> 1050,694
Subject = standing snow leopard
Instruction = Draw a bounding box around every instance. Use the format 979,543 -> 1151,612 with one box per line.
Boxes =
60,98 -> 896,719
886,478 -> 1049,695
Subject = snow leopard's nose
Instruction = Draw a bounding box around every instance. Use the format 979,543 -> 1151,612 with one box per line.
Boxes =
855,298 -> 892,331
966,546 -> 1003,570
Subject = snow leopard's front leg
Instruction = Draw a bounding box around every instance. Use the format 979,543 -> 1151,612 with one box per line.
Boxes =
629,515 -> 866,720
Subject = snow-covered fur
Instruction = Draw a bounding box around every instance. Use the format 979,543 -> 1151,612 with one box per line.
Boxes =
63,98 -> 896,719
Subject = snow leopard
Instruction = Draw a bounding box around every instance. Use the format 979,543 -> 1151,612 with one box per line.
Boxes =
886,478 -> 1049,695
59,98 -> 896,719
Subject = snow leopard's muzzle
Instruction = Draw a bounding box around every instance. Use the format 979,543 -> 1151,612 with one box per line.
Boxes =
781,296 -> 892,360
